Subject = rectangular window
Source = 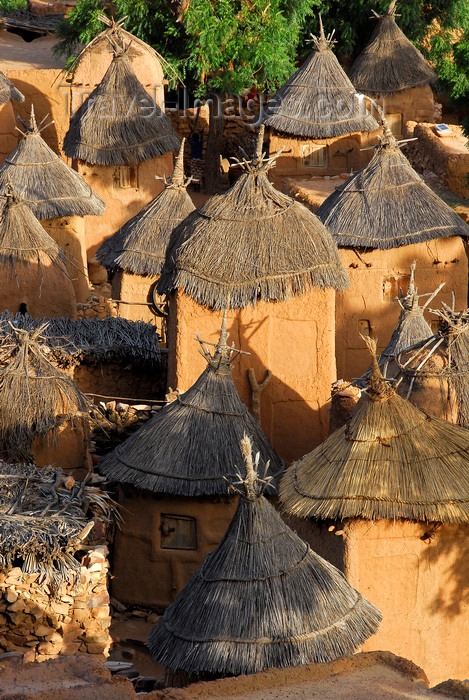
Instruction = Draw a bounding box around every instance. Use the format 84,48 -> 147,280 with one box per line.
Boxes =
385,113 -> 403,138
302,144 -> 329,168
160,514 -> 197,550
382,274 -> 410,301
119,165 -> 138,189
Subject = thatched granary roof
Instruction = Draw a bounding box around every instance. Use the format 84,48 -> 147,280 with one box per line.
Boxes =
280,337 -> 469,523
0,325 -> 91,462
158,128 -> 349,309
316,123 -> 469,249
0,107 -> 105,220
63,37 -> 179,166
96,140 -> 194,275
99,316 -> 284,495
349,1 -> 436,94
0,185 -> 70,274
0,460 -> 112,588
148,436 -> 381,676
0,70 -> 24,105
263,17 -> 378,138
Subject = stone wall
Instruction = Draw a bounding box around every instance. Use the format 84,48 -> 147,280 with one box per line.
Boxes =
0,545 -> 111,663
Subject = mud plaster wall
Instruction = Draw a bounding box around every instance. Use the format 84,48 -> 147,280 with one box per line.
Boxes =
0,101 -> 18,163
33,421 -> 92,481
368,86 -> 435,134
0,545 -> 111,662
166,289 -> 336,464
343,519 -> 469,686
335,237 -> 468,380
111,270 -> 165,340
112,489 -> 238,608
42,216 -> 90,303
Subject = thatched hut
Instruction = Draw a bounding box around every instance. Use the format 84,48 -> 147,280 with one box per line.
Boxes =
0,325 -> 92,478
263,17 -> 378,184
99,318 -> 284,608
0,107 -> 105,302
64,17 -> 179,265
0,69 -> 24,164
349,1 -> 436,133
316,122 -> 469,379
158,127 -> 349,461
149,436 -> 381,684
280,337 -> 469,684
0,185 -> 77,319
96,140 -> 194,335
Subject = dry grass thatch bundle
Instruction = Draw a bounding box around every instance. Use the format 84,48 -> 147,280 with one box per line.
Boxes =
63,38 -> 179,165
348,1 -> 436,94
0,107 -> 105,220
0,185 -> 70,275
0,460 -> 112,589
263,17 -> 378,138
0,70 -> 24,105
280,336 -> 469,523
99,316 -> 284,495
96,139 -> 194,274
316,123 -> 469,249
0,325 -> 91,461
148,436 -> 381,676
158,127 -> 349,309
0,312 -> 161,368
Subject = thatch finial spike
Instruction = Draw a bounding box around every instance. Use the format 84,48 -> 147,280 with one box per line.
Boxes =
319,13 -> 325,41
387,0 -> 397,16
29,105 -> 37,132
171,138 -> 186,186
361,334 -> 394,400
408,260 -> 417,295
241,434 -> 257,499
255,125 -> 265,162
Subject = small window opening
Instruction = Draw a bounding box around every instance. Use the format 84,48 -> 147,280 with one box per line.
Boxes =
302,144 -> 329,168
119,165 -> 139,189
160,514 -> 197,550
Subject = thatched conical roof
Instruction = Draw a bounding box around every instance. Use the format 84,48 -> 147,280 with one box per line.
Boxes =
0,107 -> 105,220
280,337 -> 469,523
263,17 -> 378,138
0,70 -> 24,105
158,128 -> 349,309
0,325 -> 91,462
149,436 -> 381,676
349,1 -> 436,94
63,39 -> 179,166
96,140 -> 194,274
316,123 -> 469,249
99,316 -> 284,495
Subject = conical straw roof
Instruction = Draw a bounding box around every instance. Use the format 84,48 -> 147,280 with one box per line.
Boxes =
63,40 -> 180,166
149,436 -> 381,676
98,315 -> 284,495
0,325 -> 91,462
158,127 -> 349,309
349,1 -> 436,94
316,123 -> 469,249
264,16 -> 378,138
280,336 -> 469,523
0,107 -> 105,220
96,139 -> 194,274
0,70 -> 24,105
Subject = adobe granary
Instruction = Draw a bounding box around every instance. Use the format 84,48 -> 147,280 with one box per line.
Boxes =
96,140 -> 195,334
349,0 -> 436,133
316,120 -> 469,379
0,184 -> 77,319
63,14 -> 179,266
0,68 -> 24,163
0,106 -> 105,302
149,435 -> 381,685
280,336 -> 469,684
158,127 -> 349,461
263,16 -> 378,183
0,325 -> 92,477
99,316 -> 284,608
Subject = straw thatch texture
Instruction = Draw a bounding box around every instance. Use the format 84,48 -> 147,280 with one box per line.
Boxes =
0,326 -> 91,462
63,48 -> 179,166
0,109 -> 105,219
158,130 -> 349,308
98,325 -> 283,495
0,70 -> 24,105
316,130 -> 469,249
96,140 -> 194,274
349,1 -> 436,94
280,339 -> 469,523
0,460 -> 112,588
263,21 -> 378,138
148,438 -> 381,676
0,312 -> 161,368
